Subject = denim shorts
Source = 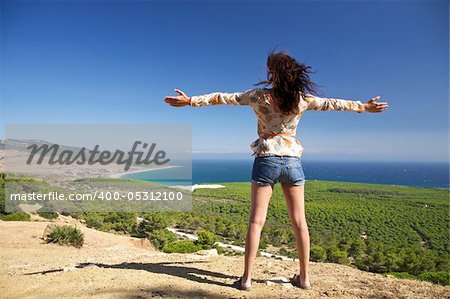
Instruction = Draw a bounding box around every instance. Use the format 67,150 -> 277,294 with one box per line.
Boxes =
251,155 -> 306,186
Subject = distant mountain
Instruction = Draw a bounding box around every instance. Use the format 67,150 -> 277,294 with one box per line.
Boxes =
2,139 -> 171,164
1,138 -> 142,165
2,138 -> 84,153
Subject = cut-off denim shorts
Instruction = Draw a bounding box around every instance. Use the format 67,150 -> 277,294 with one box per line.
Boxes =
251,155 -> 306,186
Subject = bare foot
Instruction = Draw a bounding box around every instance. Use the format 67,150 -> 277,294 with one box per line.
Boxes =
240,276 -> 252,289
291,274 -> 311,289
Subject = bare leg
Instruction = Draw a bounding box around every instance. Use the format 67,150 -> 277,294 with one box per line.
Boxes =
241,182 -> 273,288
281,183 -> 311,287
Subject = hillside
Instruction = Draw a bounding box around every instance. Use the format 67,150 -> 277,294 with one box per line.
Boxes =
1,178 -> 449,286
0,220 -> 449,299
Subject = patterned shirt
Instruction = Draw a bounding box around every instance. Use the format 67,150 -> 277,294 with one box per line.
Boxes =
190,88 -> 365,157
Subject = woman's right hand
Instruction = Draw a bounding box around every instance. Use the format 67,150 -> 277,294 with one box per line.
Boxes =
164,89 -> 191,107
364,96 -> 389,113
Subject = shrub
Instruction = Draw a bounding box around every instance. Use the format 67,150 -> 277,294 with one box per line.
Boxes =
162,240 -> 201,253
311,245 -> 327,262
103,212 -> 137,234
0,212 -> 30,221
132,214 -> 170,238
148,229 -> 177,250
259,239 -> 267,250
37,211 -> 58,220
214,243 -> 225,254
328,248 -> 350,265
196,230 -> 217,247
386,272 -> 417,280
45,225 -> 84,248
418,271 -> 450,285
85,217 -> 104,230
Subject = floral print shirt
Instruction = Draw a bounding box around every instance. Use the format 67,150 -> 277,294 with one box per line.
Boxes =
190,88 -> 365,157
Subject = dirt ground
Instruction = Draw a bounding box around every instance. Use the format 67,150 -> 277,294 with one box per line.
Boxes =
0,219 -> 448,299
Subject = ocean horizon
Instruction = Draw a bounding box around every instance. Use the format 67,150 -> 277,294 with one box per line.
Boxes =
122,159 -> 450,189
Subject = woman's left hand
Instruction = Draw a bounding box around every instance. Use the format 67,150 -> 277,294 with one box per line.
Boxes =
164,89 -> 191,107
364,96 -> 389,113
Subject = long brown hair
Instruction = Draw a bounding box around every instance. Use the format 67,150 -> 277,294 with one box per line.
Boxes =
256,50 -> 318,114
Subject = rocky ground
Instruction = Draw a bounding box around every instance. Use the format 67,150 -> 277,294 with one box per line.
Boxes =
0,219 -> 448,299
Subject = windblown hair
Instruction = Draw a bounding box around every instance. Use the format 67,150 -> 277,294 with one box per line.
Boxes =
256,50 -> 318,114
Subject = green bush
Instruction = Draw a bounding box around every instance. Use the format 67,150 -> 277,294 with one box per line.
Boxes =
0,212 -> 30,221
37,211 -> 58,220
386,272 -> 417,280
196,230 -> 217,247
259,239 -> 267,250
85,217 -> 104,230
148,229 -> 177,250
132,214 -> 170,238
418,271 -> 450,285
103,212 -> 137,233
162,240 -> 201,253
311,245 -> 327,262
328,248 -> 350,265
45,225 -> 84,248
214,243 -> 225,254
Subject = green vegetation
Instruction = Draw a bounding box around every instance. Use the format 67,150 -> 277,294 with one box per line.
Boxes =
1,174 -> 448,285
197,230 -> 217,249
45,225 -> 84,248
0,212 -> 30,221
160,230 -> 219,253
417,271 -> 449,285
131,214 -> 176,249
37,211 -> 58,220
162,240 -> 201,253
0,176 -> 30,221
153,181 -> 448,285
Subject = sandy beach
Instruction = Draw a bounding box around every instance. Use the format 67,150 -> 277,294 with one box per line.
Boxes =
109,165 -> 180,179
110,165 -> 226,192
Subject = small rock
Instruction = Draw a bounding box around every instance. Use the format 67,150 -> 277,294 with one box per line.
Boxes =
265,276 -> 290,286
63,266 -> 77,272
271,277 -> 289,283
85,264 -> 98,269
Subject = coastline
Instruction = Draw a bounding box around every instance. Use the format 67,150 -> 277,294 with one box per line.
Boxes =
110,165 -> 180,179
109,165 -> 227,191
168,184 -> 226,192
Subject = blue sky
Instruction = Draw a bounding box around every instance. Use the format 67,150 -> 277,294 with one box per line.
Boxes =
1,0 -> 448,162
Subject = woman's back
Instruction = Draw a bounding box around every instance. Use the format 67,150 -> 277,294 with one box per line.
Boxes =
249,88 -> 306,157
189,87 -> 366,157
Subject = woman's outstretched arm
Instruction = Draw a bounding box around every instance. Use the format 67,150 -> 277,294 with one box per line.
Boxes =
164,89 -> 258,107
304,94 -> 388,113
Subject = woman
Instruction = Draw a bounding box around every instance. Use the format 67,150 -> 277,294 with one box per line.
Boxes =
164,51 -> 388,291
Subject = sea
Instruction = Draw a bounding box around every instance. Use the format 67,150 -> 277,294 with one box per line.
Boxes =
122,159 -> 449,189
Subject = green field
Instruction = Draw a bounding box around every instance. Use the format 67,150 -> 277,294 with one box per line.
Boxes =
139,181 -> 450,285
1,175 -> 449,285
